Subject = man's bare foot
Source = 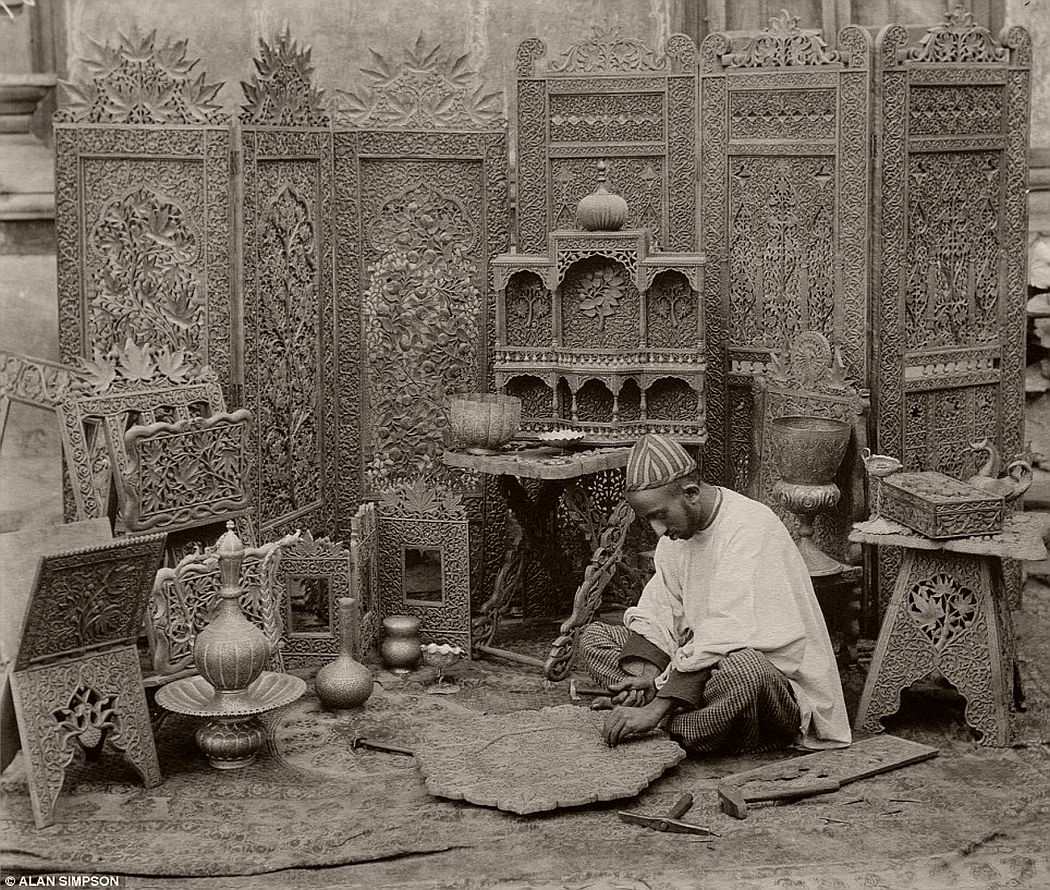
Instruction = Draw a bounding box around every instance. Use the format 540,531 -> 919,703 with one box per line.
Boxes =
590,696 -> 615,711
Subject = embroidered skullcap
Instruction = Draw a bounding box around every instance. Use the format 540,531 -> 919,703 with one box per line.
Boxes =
624,433 -> 697,492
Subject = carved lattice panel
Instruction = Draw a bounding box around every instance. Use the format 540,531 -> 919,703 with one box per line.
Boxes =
872,12 -> 1031,610
54,31 -> 231,398
515,26 -> 698,255
699,13 -> 871,486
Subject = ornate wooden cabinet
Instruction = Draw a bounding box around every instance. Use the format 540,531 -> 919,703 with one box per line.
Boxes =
699,12 -> 873,491
497,27 -> 706,446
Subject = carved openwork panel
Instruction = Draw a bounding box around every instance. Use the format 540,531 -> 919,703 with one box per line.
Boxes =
349,501 -> 381,655
504,272 -> 553,348
514,27 -> 697,254
57,342 -> 226,522
15,535 -> 166,671
118,410 -> 253,535
275,531 -> 351,669
55,30 -> 230,394
700,16 -> 871,487
376,481 -> 471,651
0,352 -> 75,468
872,13 -> 1031,610
11,645 -> 161,828
148,531 -> 299,675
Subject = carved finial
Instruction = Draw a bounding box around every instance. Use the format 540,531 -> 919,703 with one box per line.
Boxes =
240,26 -> 328,126
906,4 -> 1008,63
216,521 -> 245,596
56,26 -> 225,124
596,160 -> 608,184
727,11 -> 841,68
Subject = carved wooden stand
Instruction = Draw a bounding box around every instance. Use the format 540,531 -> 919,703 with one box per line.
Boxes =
9,534 -> 167,828
850,514 -> 1045,746
444,447 -> 635,680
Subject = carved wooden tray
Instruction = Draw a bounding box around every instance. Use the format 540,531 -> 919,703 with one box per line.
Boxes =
415,704 -> 686,814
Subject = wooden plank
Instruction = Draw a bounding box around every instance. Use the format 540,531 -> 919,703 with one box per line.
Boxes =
721,734 -> 939,793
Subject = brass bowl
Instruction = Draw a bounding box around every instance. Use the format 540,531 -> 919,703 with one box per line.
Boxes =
449,393 -> 522,454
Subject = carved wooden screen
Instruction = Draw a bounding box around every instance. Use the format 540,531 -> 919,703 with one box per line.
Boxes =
330,37 -> 509,512
514,24 -> 698,255
239,31 -> 338,537
699,13 -> 872,492
54,30 -> 232,400
872,12 -> 1031,608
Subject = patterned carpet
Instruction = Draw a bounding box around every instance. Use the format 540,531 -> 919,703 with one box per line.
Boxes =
1,592 -> 1049,887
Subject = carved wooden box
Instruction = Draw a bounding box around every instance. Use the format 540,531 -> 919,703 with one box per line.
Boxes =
880,471 -> 1004,539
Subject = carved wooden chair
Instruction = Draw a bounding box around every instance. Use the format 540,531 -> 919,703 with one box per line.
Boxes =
750,331 -> 870,662
56,340 -> 227,528
146,529 -> 301,688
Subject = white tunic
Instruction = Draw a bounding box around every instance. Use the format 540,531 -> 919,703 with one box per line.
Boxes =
624,487 -> 852,749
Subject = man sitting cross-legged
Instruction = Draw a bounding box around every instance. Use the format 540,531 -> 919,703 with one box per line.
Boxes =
582,432 -> 851,754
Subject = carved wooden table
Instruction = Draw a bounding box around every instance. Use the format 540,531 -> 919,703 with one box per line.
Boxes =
849,514 -> 1046,746
443,445 -> 633,680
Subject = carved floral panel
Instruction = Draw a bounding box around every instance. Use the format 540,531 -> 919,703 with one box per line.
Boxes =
505,273 -> 553,348
548,92 -> 664,143
359,159 -> 485,494
646,272 -> 698,350
560,257 -> 639,350
55,127 -> 232,396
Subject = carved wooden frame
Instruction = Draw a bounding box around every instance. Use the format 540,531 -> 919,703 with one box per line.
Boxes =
376,482 -> 471,651
147,530 -> 300,677
0,351 -> 75,448
10,533 -> 166,828
699,13 -> 872,489
275,531 -> 352,669
349,500 -> 381,655
118,409 -> 254,535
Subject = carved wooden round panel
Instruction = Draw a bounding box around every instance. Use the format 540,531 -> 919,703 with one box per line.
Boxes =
415,704 -> 686,814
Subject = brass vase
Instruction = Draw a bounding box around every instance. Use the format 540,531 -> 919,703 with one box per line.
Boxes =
315,596 -> 374,709
381,615 -> 423,674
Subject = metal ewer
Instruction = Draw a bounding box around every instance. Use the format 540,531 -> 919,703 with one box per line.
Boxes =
155,522 -> 305,769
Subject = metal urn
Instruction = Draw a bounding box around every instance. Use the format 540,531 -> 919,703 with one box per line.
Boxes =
314,596 -> 374,709
770,415 -> 853,577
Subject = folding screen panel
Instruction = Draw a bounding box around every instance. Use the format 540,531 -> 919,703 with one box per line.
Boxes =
871,10 -> 1031,608
54,30 -> 232,400
239,30 -> 338,537
699,12 -> 872,492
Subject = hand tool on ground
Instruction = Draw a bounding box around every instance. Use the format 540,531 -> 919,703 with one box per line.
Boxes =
717,777 -> 841,819
618,792 -> 717,837
349,736 -> 415,756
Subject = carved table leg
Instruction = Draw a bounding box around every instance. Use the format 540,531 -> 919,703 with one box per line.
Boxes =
473,476 -> 569,650
10,646 -> 161,828
545,497 -> 636,681
473,513 -> 526,648
855,549 -> 1012,746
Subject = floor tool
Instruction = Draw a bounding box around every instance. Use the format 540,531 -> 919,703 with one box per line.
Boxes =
717,777 -> 841,819
349,736 -> 415,756
617,792 -> 717,837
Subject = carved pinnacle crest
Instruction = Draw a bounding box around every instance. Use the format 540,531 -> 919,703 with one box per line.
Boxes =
241,26 -> 329,126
